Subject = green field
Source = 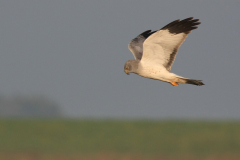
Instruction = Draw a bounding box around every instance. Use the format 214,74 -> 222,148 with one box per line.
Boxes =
0,119 -> 240,160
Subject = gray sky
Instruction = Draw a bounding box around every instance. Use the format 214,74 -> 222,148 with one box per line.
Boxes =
0,0 -> 240,119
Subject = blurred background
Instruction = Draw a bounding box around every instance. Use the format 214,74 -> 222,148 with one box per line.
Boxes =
0,0 -> 240,159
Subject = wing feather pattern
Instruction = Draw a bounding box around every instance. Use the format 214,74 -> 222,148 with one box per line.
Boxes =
141,17 -> 200,71
128,30 -> 156,60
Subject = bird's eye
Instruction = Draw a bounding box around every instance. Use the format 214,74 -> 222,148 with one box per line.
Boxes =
126,67 -> 129,70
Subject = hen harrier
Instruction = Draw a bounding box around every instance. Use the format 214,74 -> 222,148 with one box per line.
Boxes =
124,17 -> 204,86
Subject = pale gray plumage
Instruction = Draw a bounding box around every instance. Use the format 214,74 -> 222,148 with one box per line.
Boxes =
124,60 -> 140,75
128,30 -> 156,60
124,17 -> 204,86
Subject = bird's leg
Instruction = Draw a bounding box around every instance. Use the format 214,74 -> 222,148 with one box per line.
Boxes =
170,82 -> 179,86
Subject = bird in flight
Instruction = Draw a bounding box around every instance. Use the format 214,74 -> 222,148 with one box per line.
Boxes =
124,17 -> 204,86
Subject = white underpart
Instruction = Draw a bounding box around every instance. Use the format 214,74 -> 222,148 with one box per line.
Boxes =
137,29 -> 188,82
138,62 -> 181,83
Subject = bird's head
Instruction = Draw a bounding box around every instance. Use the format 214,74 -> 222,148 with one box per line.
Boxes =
124,60 -> 139,75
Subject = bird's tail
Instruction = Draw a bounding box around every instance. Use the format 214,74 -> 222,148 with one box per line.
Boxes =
175,77 -> 204,86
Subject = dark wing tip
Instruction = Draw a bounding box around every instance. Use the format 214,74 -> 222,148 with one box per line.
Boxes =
160,17 -> 201,34
140,30 -> 156,39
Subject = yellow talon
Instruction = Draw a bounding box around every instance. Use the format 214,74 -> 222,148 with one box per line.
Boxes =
170,82 -> 179,86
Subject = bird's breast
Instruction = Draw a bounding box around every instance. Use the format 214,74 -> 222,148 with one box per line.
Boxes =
138,63 -> 166,79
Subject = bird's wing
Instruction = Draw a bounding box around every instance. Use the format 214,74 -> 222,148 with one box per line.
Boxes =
128,30 -> 156,60
141,17 -> 200,71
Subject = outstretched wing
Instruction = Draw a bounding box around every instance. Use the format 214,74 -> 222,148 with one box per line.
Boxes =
141,17 -> 200,71
128,30 -> 156,60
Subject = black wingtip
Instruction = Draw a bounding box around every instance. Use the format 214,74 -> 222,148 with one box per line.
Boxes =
160,17 -> 201,34
140,30 -> 156,39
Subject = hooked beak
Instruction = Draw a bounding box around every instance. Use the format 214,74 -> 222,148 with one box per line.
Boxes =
124,70 -> 130,75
